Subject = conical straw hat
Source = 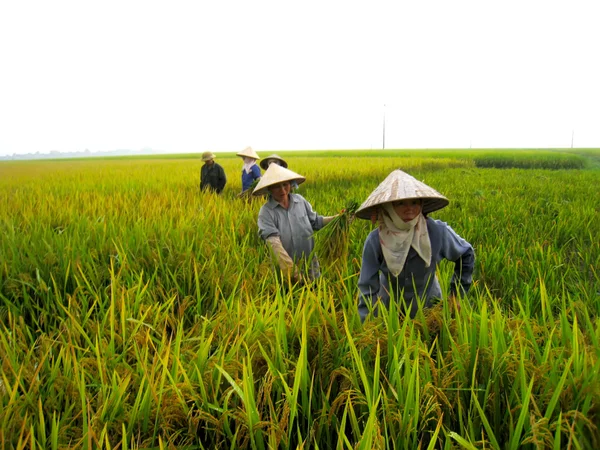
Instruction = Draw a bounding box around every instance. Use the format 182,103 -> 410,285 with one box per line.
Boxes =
259,154 -> 288,170
252,163 -> 305,196
236,146 -> 260,160
355,170 -> 449,220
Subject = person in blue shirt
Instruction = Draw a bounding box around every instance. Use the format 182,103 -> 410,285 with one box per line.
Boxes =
236,146 -> 262,193
355,170 -> 475,321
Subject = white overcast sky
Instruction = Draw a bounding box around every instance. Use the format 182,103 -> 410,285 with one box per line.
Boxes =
1,0 -> 598,156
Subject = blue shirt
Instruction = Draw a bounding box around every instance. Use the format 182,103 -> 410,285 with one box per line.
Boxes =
241,164 -> 261,191
358,217 -> 475,321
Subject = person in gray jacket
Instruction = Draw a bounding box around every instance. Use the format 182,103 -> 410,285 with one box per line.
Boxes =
355,170 -> 475,321
260,154 -> 299,189
253,164 -> 338,285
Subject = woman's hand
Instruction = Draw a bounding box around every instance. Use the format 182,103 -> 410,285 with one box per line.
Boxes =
292,270 -> 307,287
339,208 -> 356,225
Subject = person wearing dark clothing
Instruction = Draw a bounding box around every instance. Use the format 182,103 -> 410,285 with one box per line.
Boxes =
200,151 -> 226,194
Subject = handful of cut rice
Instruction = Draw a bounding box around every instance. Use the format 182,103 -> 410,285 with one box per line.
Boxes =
315,199 -> 359,264
237,179 -> 261,199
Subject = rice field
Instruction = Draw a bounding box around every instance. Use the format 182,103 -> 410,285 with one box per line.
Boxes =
0,149 -> 599,449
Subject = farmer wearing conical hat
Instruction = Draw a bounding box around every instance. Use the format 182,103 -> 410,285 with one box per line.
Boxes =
200,151 -> 226,194
254,164 -> 339,285
356,170 -> 475,321
259,154 -> 288,170
236,146 -> 262,193
259,154 -> 298,189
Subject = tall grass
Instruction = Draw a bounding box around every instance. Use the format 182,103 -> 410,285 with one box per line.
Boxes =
0,150 -> 599,448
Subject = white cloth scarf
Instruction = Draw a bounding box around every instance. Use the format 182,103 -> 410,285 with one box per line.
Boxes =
243,157 -> 256,174
379,203 -> 432,277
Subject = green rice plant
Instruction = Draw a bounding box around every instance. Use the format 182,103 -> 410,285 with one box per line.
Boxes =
473,151 -> 587,170
1,149 -> 599,448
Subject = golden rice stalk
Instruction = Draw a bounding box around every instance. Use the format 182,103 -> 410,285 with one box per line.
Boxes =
314,199 -> 359,265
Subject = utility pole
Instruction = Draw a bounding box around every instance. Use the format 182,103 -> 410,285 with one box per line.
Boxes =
382,104 -> 386,149
571,130 -> 574,148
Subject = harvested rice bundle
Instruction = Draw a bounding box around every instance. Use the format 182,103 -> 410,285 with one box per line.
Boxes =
237,178 -> 261,199
315,199 -> 359,264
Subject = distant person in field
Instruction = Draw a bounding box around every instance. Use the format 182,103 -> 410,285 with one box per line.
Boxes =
200,151 -> 226,194
236,146 -> 261,194
254,164 -> 339,285
260,154 -> 298,189
355,170 -> 475,321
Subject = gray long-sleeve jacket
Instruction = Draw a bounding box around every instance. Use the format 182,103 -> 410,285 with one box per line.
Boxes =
358,217 -> 475,321
258,193 -> 325,279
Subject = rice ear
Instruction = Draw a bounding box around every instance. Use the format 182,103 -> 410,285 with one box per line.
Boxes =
314,200 -> 359,266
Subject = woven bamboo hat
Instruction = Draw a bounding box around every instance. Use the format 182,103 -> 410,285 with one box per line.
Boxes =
252,163 -> 305,196
201,151 -> 215,162
259,154 -> 288,170
355,170 -> 449,220
236,146 -> 260,160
